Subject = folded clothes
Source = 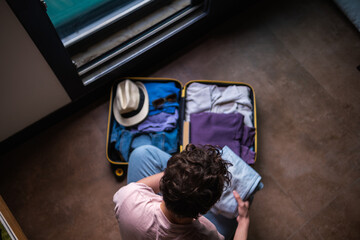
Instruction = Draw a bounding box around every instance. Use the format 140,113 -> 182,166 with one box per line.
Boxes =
190,112 -> 256,164
210,146 -> 263,219
190,112 -> 243,156
185,82 -> 253,127
211,85 -> 253,115
241,125 -> 256,147
185,83 -> 214,117
110,121 -> 178,161
240,146 -> 256,164
131,109 -> 178,133
144,82 -> 180,116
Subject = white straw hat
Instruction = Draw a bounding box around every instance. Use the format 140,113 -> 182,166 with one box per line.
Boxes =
113,80 -> 149,127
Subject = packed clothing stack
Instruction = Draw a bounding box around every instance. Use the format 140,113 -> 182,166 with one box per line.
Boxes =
110,80 -> 180,162
185,82 -> 256,164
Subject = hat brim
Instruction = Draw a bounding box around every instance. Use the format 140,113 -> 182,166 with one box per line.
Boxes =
113,81 -> 149,127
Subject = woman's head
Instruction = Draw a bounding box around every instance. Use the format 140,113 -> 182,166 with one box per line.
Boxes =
160,144 -> 231,218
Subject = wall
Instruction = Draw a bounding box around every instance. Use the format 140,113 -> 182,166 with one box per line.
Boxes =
0,0 -> 71,142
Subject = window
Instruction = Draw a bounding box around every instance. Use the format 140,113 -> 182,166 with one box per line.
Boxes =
47,0 -> 172,47
45,0 -> 205,85
7,0 -> 233,100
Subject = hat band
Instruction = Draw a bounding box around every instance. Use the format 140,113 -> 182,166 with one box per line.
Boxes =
120,88 -> 145,119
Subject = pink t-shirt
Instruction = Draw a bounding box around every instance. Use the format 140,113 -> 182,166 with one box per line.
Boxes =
113,182 -> 224,240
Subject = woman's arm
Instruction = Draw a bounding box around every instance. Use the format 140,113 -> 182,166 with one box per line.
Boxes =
137,172 -> 164,194
233,190 -> 250,240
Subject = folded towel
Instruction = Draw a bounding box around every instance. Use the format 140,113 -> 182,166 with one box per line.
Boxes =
210,146 -> 263,219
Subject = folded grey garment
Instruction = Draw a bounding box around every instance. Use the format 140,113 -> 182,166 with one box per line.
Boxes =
185,82 -> 254,126
210,146 -> 263,219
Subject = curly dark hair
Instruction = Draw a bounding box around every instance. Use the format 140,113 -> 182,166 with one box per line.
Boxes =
160,144 -> 232,218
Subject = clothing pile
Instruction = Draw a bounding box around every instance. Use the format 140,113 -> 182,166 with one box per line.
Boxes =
186,82 -> 256,164
110,80 -> 180,162
211,146 -> 263,219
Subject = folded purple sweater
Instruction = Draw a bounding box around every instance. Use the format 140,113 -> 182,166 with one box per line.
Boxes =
190,112 -> 255,164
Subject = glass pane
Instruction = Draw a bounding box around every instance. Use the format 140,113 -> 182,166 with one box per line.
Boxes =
46,0 -> 149,46
73,0 -> 192,70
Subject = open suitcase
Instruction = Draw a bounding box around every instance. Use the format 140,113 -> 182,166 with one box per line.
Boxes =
106,77 -> 257,178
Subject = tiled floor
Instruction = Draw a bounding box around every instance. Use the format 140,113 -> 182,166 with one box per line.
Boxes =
1,0 -> 359,239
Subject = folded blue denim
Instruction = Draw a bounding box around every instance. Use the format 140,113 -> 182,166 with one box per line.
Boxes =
144,82 -> 180,116
110,121 -> 178,161
210,146 -> 263,219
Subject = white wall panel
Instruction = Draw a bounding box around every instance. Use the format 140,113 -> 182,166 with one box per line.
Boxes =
0,0 -> 71,142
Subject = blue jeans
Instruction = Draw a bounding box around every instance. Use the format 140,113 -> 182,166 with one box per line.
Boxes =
127,145 -> 171,183
127,145 -> 237,239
